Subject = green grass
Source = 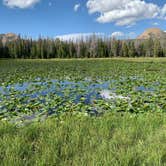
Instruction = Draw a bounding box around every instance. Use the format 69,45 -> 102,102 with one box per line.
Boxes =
0,112 -> 166,166
1,58 -> 166,165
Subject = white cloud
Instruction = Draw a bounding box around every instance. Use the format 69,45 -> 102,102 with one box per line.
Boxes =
3,0 -> 40,9
111,32 -> 125,38
74,3 -> 80,12
161,4 -> 166,19
152,22 -> 159,26
56,33 -> 104,42
86,0 -> 166,26
56,32 -> 137,41
111,31 -> 136,39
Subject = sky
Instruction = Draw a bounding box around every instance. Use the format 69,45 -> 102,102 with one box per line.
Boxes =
0,0 -> 166,39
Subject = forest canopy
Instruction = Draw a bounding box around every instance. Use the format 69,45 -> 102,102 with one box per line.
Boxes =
0,36 -> 166,59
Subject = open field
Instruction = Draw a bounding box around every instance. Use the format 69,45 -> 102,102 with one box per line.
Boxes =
0,58 -> 166,165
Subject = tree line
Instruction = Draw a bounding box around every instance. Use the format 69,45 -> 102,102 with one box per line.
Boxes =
0,36 -> 166,59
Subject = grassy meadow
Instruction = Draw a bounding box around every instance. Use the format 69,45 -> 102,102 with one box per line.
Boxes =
0,58 -> 166,165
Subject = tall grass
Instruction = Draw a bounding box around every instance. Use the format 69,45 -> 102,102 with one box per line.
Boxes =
0,112 -> 166,166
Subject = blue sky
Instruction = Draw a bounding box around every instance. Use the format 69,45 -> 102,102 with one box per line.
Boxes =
0,0 -> 166,39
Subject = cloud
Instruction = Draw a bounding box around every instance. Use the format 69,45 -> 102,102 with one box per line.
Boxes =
111,31 -> 136,39
161,4 -> 166,19
56,32 -> 136,41
3,0 -> 40,9
86,0 -> 166,26
56,33 -> 105,42
111,32 -> 125,38
74,3 -> 80,12
152,22 -> 159,26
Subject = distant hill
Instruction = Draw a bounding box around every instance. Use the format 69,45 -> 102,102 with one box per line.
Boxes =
0,33 -> 18,44
137,28 -> 166,40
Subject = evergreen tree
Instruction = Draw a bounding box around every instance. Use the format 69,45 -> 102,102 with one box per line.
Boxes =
0,36 -> 165,59
122,42 -> 129,57
128,42 -> 137,57
153,39 -> 163,57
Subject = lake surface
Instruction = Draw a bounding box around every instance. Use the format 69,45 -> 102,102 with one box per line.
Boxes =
0,78 -> 157,124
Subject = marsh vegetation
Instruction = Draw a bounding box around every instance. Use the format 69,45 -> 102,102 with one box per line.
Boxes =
0,58 -> 166,165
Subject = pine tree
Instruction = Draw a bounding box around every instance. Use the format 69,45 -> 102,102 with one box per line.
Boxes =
128,42 -> 136,57
122,42 -> 129,57
153,39 -> 162,57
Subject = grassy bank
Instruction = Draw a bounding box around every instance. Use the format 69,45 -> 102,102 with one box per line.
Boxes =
0,112 -> 166,166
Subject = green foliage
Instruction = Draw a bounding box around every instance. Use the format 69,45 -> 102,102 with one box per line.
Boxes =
0,37 -> 166,59
0,59 -> 166,123
0,59 -> 166,165
1,113 -> 166,165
